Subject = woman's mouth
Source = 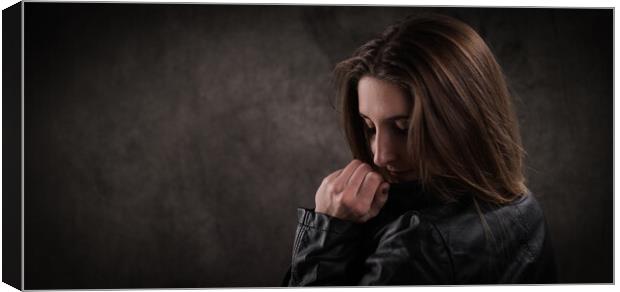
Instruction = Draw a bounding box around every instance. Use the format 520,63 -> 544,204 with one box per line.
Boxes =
386,169 -> 416,182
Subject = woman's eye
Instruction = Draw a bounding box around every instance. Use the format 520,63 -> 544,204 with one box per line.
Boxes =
395,121 -> 410,134
364,125 -> 376,135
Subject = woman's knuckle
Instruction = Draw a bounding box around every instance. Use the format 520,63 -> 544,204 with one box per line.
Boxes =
367,172 -> 381,183
323,182 -> 333,192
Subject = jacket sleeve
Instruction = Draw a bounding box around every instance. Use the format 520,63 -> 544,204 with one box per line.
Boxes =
287,209 -> 453,286
287,208 -> 364,286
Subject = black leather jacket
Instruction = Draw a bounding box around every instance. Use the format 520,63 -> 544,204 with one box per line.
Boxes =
284,182 -> 557,285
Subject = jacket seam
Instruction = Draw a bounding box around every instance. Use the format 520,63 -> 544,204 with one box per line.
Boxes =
513,204 -> 535,261
297,222 -> 344,234
293,211 -> 308,257
297,213 -> 360,234
429,221 -> 456,283
291,211 -> 309,285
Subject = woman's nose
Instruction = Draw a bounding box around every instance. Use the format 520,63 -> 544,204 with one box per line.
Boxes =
372,131 -> 397,167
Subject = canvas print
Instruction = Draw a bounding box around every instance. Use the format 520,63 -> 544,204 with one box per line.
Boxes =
1,2 -> 613,289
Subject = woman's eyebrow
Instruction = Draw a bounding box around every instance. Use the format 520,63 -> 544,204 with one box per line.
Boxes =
359,113 -> 410,121
387,115 -> 410,121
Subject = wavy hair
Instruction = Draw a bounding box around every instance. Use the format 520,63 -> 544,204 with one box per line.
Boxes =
335,14 -> 527,204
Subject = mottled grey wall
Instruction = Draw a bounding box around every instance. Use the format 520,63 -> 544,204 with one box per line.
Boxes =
24,4 -> 612,288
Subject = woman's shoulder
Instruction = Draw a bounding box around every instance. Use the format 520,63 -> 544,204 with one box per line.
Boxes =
368,191 -> 553,283
421,192 -> 552,283
425,192 -> 547,247
426,191 -> 546,232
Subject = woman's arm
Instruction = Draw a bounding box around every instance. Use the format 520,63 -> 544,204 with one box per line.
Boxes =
287,160 -> 388,285
287,208 -> 364,286
287,210 -> 453,286
289,160 -> 454,286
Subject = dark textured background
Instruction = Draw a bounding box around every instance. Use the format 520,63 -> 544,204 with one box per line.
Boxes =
23,4 -> 612,288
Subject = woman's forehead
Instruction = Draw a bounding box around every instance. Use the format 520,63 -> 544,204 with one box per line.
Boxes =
358,76 -> 411,119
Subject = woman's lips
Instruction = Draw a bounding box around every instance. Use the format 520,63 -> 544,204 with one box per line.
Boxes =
387,169 -> 416,181
380,168 -> 415,183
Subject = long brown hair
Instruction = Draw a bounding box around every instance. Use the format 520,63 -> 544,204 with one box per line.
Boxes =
335,14 -> 527,204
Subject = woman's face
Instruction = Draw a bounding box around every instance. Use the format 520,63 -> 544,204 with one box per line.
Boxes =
358,76 -> 416,183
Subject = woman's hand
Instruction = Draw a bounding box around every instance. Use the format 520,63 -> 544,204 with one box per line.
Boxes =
315,160 -> 390,223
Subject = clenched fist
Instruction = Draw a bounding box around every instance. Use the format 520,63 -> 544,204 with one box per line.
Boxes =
315,160 -> 390,223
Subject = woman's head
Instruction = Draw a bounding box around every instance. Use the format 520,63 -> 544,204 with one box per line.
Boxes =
335,14 -> 527,204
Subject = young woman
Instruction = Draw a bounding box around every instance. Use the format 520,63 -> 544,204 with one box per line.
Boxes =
284,14 -> 556,285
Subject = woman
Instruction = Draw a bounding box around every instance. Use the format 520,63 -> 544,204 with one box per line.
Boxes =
284,14 -> 556,285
